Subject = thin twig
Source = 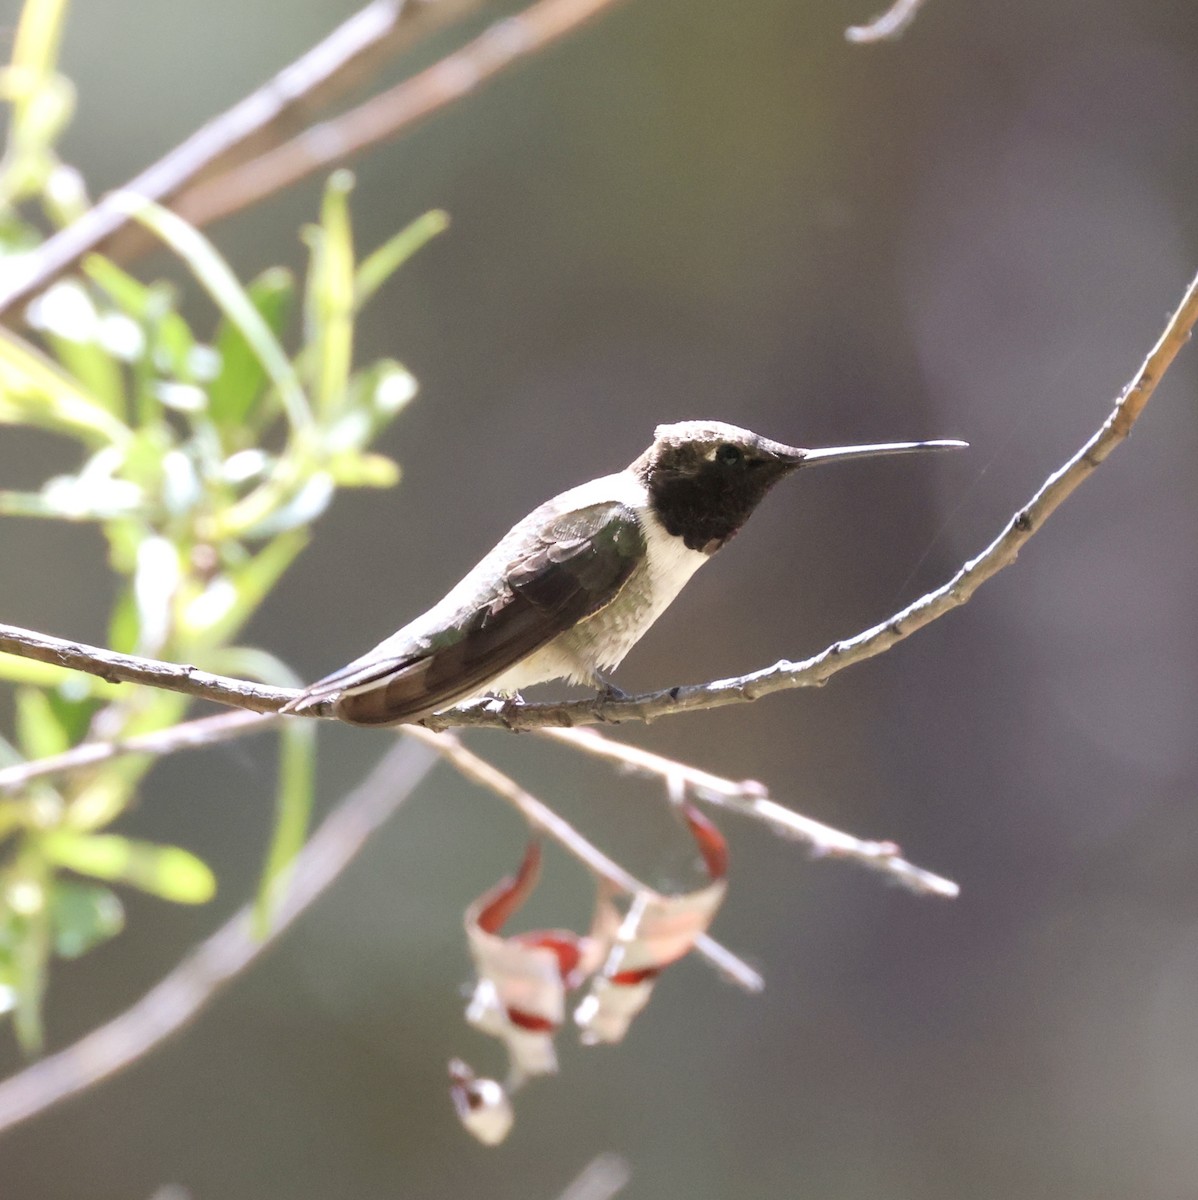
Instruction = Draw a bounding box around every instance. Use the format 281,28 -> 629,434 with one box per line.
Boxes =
845,0 -> 932,42
5,269 -> 1197,733
539,728 -> 958,897
0,709 -> 273,793
0,737 -> 439,1137
174,0 -> 638,230
0,624 -> 291,712
553,1154 -> 632,1200
404,726 -> 765,993
0,0 -> 485,314
0,694 -> 953,895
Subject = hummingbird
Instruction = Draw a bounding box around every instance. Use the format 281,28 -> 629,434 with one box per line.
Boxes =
284,421 -> 965,726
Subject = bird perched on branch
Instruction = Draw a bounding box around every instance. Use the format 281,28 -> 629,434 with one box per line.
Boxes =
284,420 -> 965,726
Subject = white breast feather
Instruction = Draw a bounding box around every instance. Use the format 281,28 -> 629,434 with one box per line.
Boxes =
487,472 -> 708,694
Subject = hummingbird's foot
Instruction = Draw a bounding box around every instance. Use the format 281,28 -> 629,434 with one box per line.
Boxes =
482,691 -> 526,730
590,672 -> 630,704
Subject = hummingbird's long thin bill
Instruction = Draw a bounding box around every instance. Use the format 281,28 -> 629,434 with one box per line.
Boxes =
798,438 -> 968,466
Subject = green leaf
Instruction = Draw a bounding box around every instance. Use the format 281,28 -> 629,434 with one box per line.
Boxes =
41,832 -> 217,904
82,254 -> 156,316
14,687 -> 70,761
1,0 -> 74,211
304,171 -> 356,419
24,281 -> 126,417
0,327 -> 131,447
155,314 -> 199,381
322,361 -> 416,458
208,267 -> 295,435
10,0 -> 71,81
49,880 -> 124,958
1,867 -> 49,1053
107,586 -> 140,655
43,684 -> 100,745
355,209 -> 449,310
255,717 -> 315,936
115,195 -> 311,436
326,451 -> 400,488
346,359 -> 418,432
11,920 -> 46,1053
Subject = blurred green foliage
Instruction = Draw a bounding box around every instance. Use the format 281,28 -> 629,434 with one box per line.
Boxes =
0,0 -> 445,1051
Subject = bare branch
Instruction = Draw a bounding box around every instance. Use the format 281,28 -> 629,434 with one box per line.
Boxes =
0,624 -> 291,712
0,0 -> 486,314
846,0 -> 933,42
174,0 -> 639,230
2,269 -> 1197,732
539,728 -> 958,897
0,709 -> 272,794
0,737 -> 439,1137
404,726 -> 765,993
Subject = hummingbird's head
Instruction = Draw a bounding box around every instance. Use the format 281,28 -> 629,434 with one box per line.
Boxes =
633,420 -> 966,553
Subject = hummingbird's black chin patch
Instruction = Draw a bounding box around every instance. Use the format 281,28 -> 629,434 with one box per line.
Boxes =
647,457 -> 797,552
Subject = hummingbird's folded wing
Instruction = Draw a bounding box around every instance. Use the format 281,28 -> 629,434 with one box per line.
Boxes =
286,501 -> 646,726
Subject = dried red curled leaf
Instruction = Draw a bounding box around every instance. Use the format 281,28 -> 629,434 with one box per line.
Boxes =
683,802 -> 728,880
575,805 -> 730,1044
512,931 -> 586,986
476,840 -> 542,933
463,841 -> 613,1082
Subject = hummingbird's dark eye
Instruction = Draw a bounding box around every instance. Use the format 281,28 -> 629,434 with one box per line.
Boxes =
715,443 -> 743,466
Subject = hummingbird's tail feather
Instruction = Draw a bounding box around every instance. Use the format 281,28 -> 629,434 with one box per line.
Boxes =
280,650 -> 442,726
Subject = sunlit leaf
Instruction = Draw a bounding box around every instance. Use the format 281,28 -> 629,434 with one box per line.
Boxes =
40,832 -> 217,904
14,686 -> 70,760
0,487 -> 131,521
82,254 -> 156,316
65,772 -> 138,833
323,361 -> 416,456
49,880 -> 124,958
2,0 -> 74,208
42,163 -> 89,226
114,195 -> 310,436
345,359 -> 418,432
42,682 -> 99,745
355,209 -> 449,310
326,451 -> 400,488
0,327 -> 131,446
34,470 -> 144,520
24,280 -> 125,417
10,0 -> 71,81
152,312 -> 198,382
304,171 -> 355,419
107,585 -> 140,655
1,868 -> 49,1053
241,472 -> 334,539
208,266 -> 294,435
11,921 -> 47,1052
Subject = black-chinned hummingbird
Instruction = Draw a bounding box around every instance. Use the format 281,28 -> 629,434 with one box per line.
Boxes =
285,421 -> 966,726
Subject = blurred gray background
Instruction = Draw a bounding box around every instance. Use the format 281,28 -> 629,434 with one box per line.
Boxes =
4,0 -> 1198,1196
